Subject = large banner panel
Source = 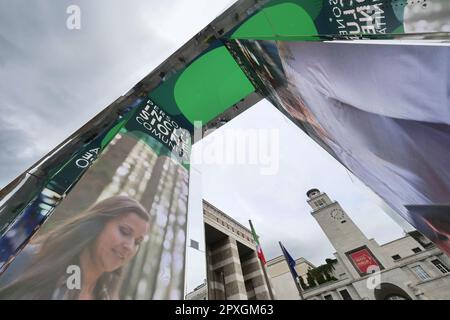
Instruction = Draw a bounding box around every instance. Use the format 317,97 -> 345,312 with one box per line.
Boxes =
227,39 -> 450,255
0,98 -> 191,299
231,0 -> 450,41
0,38 -> 250,299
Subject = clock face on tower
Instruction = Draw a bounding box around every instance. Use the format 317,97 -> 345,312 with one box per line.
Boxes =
330,208 -> 345,220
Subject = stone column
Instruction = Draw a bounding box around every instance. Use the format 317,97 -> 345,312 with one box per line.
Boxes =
241,251 -> 270,300
208,236 -> 247,300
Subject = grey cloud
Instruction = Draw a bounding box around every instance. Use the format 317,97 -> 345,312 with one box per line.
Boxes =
0,118 -> 41,187
0,0 -> 179,188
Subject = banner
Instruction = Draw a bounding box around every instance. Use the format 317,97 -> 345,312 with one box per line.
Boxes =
230,0 -> 450,40
0,98 -> 192,299
0,39 -> 251,300
347,247 -> 382,275
227,39 -> 450,255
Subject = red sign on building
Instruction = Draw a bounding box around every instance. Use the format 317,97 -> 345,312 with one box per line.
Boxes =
349,248 -> 380,274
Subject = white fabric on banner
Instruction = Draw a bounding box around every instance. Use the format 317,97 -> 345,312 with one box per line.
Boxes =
278,42 -> 450,249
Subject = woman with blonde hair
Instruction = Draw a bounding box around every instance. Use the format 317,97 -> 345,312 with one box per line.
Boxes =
0,195 -> 150,300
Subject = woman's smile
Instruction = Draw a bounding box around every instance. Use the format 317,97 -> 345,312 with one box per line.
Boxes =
93,212 -> 149,272
111,248 -> 126,261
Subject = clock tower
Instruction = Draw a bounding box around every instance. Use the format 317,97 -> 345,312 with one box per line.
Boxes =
306,188 -> 391,278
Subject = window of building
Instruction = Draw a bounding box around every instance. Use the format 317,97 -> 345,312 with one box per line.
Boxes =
431,259 -> 450,274
314,199 -> 326,207
339,289 -> 352,300
190,239 -> 199,250
412,247 -> 422,254
392,254 -> 401,261
411,265 -> 431,281
323,294 -> 333,300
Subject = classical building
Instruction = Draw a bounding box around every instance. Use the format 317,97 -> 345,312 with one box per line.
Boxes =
200,200 -> 272,300
267,256 -> 315,300
185,281 -> 208,300
267,189 -> 450,300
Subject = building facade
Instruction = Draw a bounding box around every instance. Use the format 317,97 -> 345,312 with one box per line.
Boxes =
268,189 -> 450,300
267,256 -> 315,300
185,281 -> 208,300
199,200 -> 272,300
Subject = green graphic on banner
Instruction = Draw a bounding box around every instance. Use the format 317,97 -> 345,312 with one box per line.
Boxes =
149,43 -> 254,125
231,0 -> 319,40
47,114 -> 133,195
231,0 -> 449,40
124,98 -> 192,168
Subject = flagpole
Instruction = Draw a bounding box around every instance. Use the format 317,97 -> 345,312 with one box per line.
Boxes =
295,275 -> 305,300
249,220 -> 275,300
278,241 -> 305,300
259,255 -> 276,300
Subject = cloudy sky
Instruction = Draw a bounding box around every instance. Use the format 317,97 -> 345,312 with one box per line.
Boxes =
0,1 -> 409,270
196,100 -> 409,265
0,0 -> 234,188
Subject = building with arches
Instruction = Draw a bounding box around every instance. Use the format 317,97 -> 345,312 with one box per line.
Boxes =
267,189 -> 450,300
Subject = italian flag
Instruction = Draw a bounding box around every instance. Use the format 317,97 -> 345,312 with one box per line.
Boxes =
249,220 -> 267,265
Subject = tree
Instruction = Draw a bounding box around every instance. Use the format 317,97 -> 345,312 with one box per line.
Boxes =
306,271 -> 316,288
299,276 -> 308,290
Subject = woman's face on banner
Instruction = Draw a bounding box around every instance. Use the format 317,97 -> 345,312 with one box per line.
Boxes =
92,212 -> 149,272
